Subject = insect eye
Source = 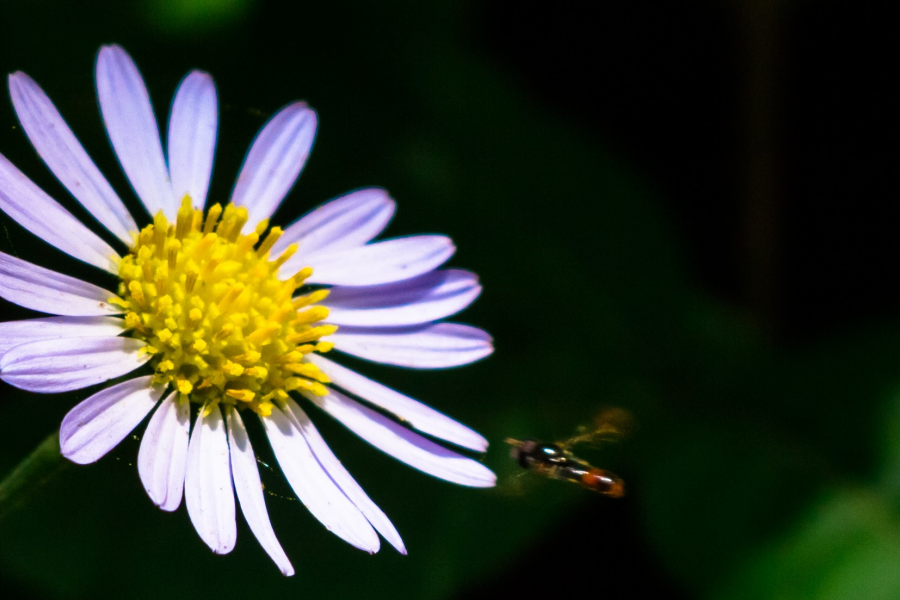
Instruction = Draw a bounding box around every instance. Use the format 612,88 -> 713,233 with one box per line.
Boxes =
537,444 -> 564,461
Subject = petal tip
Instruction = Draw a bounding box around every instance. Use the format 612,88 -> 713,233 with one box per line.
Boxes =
479,471 -> 499,488
189,70 -> 213,81
97,44 -> 133,69
472,436 -> 490,453
158,499 -> 182,512
284,101 -> 315,118
97,45 -> 116,61
212,542 -> 236,555
390,537 -> 408,555
464,463 -> 498,488
60,447 -> 94,465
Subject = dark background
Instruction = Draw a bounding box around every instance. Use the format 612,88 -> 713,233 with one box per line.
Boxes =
0,1 -> 897,599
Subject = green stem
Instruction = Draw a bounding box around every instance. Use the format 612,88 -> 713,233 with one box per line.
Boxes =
0,430 -> 69,522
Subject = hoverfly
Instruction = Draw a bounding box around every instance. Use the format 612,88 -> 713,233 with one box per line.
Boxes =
506,407 -> 631,497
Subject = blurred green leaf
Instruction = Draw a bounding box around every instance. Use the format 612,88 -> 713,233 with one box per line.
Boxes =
715,489 -> 900,600
877,386 -> 900,501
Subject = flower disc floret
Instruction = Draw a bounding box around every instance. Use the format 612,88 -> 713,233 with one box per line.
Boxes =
114,197 -> 335,416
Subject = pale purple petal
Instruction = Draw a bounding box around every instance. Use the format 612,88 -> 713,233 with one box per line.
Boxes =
138,391 -> 190,512
231,102 -> 317,229
306,388 -> 496,487
262,405 -> 379,552
8,72 -> 137,244
273,188 -> 395,257
167,71 -> 217,209
226,407 -> 294,576
60,375 -> 163,464
0,154 -> 120,273
185,403 -> 236,554
96,44 -> 175,219
0,250 -> 122,316
306,354 -> 487,452
323,269 -> 481,327
0,337 -> 149,393
328,322 -> 493,369
283,398 -> 406,554
0,316 -> 124,358
284,235 -> 454,286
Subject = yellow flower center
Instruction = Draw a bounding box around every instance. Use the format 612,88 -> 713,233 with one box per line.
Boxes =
113,197 -> 335,417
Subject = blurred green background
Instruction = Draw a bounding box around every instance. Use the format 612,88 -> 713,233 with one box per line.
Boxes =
0,0 -> 896,598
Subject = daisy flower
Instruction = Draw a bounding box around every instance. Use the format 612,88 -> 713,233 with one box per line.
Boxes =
0,45 -> 494,575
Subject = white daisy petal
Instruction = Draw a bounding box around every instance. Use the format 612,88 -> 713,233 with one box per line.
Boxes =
328,322 -> 493,369
138,391 -> 190,512
167,71 -> 217,209
0,250 -> 122,316
226,407 -> 295,576
8,72 -> 137,244
273,188 -> 395,257
286,235 -> 455,286
283,398 -> 406,554
262,405 -> 380,553
323,269 -> 481,327
0,315 -> 124,358
60,375 -> 163,464
0,337 -> 149,393
96,44 -> 175,219
0,154 -> 120,273
306,354 -> 487,452
306,388 -> 496,488
185,403 -> 236,554
231,102 -> 317,229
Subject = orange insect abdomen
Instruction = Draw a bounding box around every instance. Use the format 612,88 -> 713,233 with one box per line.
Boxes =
581,469 -> 625,498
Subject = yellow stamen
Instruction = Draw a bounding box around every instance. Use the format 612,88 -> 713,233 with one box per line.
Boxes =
287,325 -> 338,344
236,232 -> 259,256
285,362 -> 331,383
293,306 -> 330,325
246,322 -> 281,345
128,281 -> 148,309
177,378 -> 193,395
272,244 -> 298,269
293,289 -> 330,309
226,388 -> 255,402
203,203 -> 223,234
176,195 -> 194,240
124,312 -> 148,334
217,284 -> 245,313
116,203 -> 337,416
288,378 -> 329,396
257,227 -> 283,257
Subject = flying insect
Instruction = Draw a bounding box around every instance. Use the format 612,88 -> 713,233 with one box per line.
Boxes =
506,408 -> 631,497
